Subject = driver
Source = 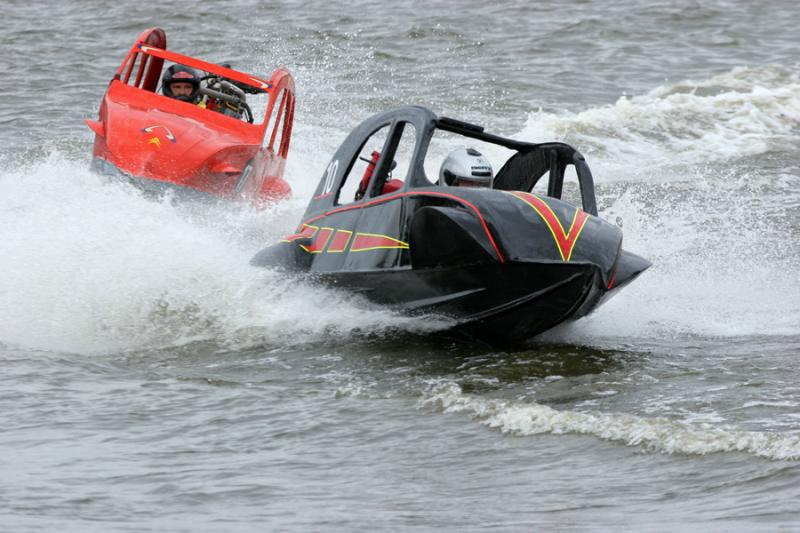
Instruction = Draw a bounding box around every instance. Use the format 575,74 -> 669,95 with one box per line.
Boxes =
161,65 -> 202,105
439,148 -> 493,187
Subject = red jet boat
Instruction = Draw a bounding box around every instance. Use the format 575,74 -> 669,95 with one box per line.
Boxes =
86,28 -> 296,205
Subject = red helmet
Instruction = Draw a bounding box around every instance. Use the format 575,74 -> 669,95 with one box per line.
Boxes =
161,65 -> 200,103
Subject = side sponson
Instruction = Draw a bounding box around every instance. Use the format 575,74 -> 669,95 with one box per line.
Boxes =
409,206 -> 501,269
609,249 -> 651,290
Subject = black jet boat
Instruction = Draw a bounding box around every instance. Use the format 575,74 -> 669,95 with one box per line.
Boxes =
251,106 -> 650,344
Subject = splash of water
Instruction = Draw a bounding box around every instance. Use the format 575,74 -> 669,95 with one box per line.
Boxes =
0,154 -> 437,354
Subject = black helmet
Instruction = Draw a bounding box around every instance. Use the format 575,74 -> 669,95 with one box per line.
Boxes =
161,65 -> 200,103
439,147 -> 494,187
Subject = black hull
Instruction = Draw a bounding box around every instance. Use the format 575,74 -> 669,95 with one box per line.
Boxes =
312,261 -> 604,344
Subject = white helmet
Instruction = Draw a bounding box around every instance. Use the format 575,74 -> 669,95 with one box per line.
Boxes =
439,147 -> 493,187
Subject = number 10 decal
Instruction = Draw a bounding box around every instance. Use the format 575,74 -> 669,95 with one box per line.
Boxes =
322,159 -> 339,195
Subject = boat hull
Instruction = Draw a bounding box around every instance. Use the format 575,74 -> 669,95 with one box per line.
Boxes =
313,261 -> 605,344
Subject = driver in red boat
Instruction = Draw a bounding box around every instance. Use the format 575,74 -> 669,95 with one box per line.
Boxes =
439,147 -> 494,188
161,65 -> 202,104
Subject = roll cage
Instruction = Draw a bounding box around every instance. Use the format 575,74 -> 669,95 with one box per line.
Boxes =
325,106 -> 598,216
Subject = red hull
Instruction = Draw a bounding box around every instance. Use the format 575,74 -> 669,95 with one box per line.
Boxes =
86,28 -> 295,205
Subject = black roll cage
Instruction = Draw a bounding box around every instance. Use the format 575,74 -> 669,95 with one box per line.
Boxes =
435,116 -> 598,216
325,106 -> 598,216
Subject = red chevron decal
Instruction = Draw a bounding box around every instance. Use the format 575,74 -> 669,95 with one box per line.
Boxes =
281,224 -> 318,243
301,227 -> 334,253
510,191 -> 589,261
350,233 -> 409,252
327,229 -> 353,253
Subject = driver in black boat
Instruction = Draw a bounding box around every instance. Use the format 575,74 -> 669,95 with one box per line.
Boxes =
439,148 -> 494,187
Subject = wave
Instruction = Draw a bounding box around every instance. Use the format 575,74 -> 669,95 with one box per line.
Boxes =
520,65 -> 800,174
424,383 -> 800,461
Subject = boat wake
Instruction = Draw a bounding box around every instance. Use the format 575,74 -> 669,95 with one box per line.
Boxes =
424,383 -> 800,461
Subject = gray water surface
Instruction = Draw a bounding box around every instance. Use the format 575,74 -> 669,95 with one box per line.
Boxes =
2,1 -> 800,531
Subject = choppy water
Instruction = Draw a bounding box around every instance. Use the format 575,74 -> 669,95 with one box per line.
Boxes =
2,0 -> 800,531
